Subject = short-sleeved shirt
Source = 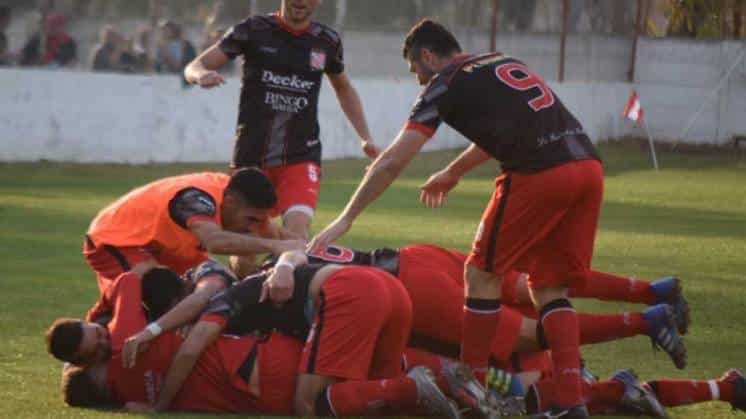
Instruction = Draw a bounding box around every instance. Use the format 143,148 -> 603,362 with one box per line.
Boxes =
220,14 -> 344,168
406,53 -> 600,173
168,188 -> 219,228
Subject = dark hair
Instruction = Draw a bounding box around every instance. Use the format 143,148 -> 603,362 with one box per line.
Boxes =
226,167 -> 277,209
0,7 -> 10,20
46,318 -> 83,363
402,19 -> 462,60
62,366 -> 113,407
142,267 -> 184,321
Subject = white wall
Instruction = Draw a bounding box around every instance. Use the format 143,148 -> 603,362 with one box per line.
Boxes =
1,37 -> 745,163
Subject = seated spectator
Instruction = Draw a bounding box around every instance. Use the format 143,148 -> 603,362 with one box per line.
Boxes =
131,25 -> 154,73
156,20 -> 195,74
0,6 -> 10,66
89,24 -> 136,73
20,13 -> 77,68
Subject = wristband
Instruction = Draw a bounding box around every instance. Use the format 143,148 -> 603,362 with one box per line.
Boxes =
275,261 -> 295,270
146,322 -> 162,337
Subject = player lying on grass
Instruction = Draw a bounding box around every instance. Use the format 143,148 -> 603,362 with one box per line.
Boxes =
82,167 -> 304,306
404,348 -> 746,418
52,263 -> 464,416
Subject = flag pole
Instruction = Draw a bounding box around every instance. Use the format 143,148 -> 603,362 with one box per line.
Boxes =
641,117 -> 659,171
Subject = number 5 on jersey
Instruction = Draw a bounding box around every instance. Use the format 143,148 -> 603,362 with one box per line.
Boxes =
495,62 -> 555,112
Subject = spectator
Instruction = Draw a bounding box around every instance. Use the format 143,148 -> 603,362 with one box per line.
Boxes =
131,25 -> 154,73
20,13 -> 77,68
0,6 -> 10,66
156,20 -> 195,74
89,24 -> 135,72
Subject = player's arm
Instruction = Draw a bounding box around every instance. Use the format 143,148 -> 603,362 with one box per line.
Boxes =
190,220 -> 305,256
327,72 -> 379,159
153,320 -> 222,412
308,128 -> 429,251
261,250 -> 309,305
184,44 -> 228,88
121,266 -> 231,369
420,144 -> 491,208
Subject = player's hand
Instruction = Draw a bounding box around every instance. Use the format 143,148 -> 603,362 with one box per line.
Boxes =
361,140 -> 381,160
122,330 -> 154,369
270,239 -> 306,256
420,169 -> 460,208
196,70 -> 225,89
125,402 -> 155,413
260,264 -> 295,305
308,217 -> 352,254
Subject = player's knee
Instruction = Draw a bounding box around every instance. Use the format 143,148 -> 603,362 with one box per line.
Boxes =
465,264 -> 501,298
294,391 -> 317,416
530,286 -> 569,309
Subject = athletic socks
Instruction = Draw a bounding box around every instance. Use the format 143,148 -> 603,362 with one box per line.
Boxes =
570,270 -> 656,305
647,379 -> 735,406
461,298 -> 501,374
578,312 -> 649,344
540,299 -> 583,408
320,377 -> 420,416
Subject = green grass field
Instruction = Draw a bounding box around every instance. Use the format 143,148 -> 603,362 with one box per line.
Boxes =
1,143 -> 745,418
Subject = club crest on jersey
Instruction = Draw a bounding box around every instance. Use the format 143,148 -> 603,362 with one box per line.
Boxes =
310,49 -> 326,71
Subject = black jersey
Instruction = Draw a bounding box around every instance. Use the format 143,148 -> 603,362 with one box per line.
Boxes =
220,14 -> 344,168
407,53 -> 600,173
260,244 -> 401,276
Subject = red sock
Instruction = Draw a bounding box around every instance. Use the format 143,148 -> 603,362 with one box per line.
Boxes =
586,380 -> 625,414
570,271 -> 655,305
326,377 -> 419,416
648,379 -> 735,406
461,298 -> 501,374
402,348 -> 450,391
578,312 -> 648,344
541,301 -> 583,408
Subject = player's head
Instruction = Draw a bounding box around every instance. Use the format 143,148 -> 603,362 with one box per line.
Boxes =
46,318 -> 111,366
280,0 -> 321,26
61,363 -> 113,407
141,267 -> 188,321
222,167 -> 277,234
403,19 -> 462,85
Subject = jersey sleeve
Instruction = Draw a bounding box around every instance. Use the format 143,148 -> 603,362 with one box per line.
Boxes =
219,17 -> 256,60
405,78 -> 449,138
325,33 -> 344,75
168,188 -> 218,229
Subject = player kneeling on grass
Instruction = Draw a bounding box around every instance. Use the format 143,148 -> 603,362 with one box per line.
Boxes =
82,167 -> 304,315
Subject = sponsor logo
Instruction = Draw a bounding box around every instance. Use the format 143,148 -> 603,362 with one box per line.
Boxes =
310,49 -> 326,71
264,91 -> 309,113
306,138 -> 320,147
261,70 -> 315,91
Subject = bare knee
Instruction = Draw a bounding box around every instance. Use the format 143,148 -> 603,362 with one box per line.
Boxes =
464,264 -> 502,298
283,210 -> 312,241
529,286 -> 569,309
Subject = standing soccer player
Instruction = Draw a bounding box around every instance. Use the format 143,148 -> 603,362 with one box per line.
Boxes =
184,0 -> 378,239
310,20 -> 603,418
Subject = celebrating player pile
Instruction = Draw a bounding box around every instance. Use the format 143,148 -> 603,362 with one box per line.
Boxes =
43,3 -> 744,418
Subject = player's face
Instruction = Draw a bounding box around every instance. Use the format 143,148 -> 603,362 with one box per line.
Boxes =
281,0 -> 320,25
224,199 -> 272,234
75,323 -> 111,365
408,53 -> 437,86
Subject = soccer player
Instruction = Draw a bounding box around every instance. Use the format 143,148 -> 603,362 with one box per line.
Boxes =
83,168 -> 304,302
184,0 -> 379,240
309,19 -> 603,417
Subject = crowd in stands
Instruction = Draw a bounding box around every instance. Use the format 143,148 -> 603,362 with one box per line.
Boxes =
0,5 -> 222,78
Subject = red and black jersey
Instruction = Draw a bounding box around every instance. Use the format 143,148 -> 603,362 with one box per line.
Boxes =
220,13 -> 344,169
407,53 -> 600,173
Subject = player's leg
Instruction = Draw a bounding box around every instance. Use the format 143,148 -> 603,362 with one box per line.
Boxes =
270,162 -> 321,240
646,369 -> 746,410
295,267 -> 412,415
528,160 -> 605,417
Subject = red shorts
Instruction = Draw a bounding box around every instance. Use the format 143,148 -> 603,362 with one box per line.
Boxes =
82,237 -> 153,294
466,160 -> 603,290
264,162 -> 321,217
299,267 -> 412,380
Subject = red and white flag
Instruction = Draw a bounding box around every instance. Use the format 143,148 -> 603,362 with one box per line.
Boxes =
623,90 -> 644,124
